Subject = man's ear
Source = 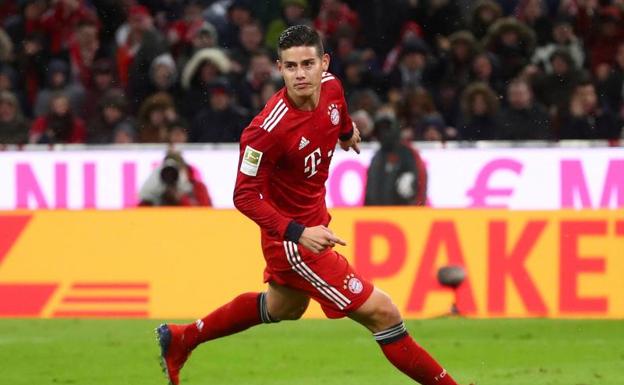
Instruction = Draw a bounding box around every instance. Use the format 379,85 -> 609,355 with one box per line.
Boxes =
322,53 -> 330,71
276,59 -> 282,72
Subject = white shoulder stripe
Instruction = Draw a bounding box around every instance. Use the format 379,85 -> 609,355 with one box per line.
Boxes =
260,99 -> 284,129
265,105 -> 288,132
263,102 -> 286,130
321,76 -> 335,83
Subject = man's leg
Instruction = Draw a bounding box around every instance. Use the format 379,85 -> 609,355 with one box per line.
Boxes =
157,283 -> 309,385
349,288 -> 460,385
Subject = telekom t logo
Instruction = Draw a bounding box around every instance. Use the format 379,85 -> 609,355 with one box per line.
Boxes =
304,147 -> 322,178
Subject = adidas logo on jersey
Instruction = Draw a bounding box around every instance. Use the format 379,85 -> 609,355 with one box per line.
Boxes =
298,136 -> 310,150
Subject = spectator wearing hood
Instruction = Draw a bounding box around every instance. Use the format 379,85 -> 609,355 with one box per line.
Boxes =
87,89 -> 135,144
33,59 -> 85,117
470,0 -> 503,40
190,78 -> 248,143
0,90 -> 30,145
136,53 -> 182,107
482,17 -> 536,82
181,47 -> 231,119
457,82 -> 501,140
431,30 -> 478,91
364,113 -> 427,206
30,92 -> 86,144
137,92 -> 178,143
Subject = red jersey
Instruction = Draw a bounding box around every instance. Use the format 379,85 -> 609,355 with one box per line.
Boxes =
233,72 -> 354,242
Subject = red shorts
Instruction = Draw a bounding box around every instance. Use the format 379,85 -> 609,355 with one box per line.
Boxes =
260,237 -> 373,319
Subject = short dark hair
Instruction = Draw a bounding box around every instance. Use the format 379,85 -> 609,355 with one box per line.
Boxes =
277,25 -> 324,58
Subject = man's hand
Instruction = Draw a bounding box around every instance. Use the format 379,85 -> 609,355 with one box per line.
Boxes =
339,123 -> 361,154
299,225 -> 346,254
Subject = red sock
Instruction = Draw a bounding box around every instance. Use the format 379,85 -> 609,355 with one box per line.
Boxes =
182,292 -> 267,349
376,323 -> 458,385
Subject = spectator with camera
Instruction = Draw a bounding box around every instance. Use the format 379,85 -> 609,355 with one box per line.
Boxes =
138,151 -> 211,207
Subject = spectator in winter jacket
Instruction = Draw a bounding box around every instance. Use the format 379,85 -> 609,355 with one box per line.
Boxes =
365,113 -> 427,206
180,47 -> 231,119
115,4 -> 166,110
457,82 -> 501,140
29,92 -> 86,144
498,78 -> 551,140
559,79 -> 621,140
0,90 -> 30,145
87,89 -> 134,144
190,78 -> 248,143
482,17 -> 536,82
470,0 -> 503,40
33,59 -> 85,117
531,16 -> 584,74
136,92 -> 178,143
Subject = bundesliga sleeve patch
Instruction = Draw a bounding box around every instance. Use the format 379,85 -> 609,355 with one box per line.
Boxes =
240,145 -> 263,176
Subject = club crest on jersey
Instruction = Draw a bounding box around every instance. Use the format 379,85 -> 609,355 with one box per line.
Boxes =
328,104 -> 340,126
343,273 -> 363,294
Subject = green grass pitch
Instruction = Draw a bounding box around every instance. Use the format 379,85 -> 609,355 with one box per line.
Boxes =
1,318 -> 623,385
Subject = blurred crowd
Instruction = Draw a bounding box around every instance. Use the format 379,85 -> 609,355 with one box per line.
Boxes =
0,0 -> 623,146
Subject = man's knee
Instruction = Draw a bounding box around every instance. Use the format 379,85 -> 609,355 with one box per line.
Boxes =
351,290 -> 402,332
371,299 -> 402,329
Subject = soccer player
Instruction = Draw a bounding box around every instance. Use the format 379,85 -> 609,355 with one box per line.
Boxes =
157,25 -> 463,385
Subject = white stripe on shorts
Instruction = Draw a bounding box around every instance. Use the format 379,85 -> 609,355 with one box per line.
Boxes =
283,241 -> 350,309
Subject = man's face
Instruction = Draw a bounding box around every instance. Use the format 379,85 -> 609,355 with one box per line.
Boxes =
508,82 -> 532,109
0,100 -> 16,122
553,24 -> 572,43
250,55 -> 272,81
577,84 -> 597,111
278,46 -> 328,100
240,24 -> 262,51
